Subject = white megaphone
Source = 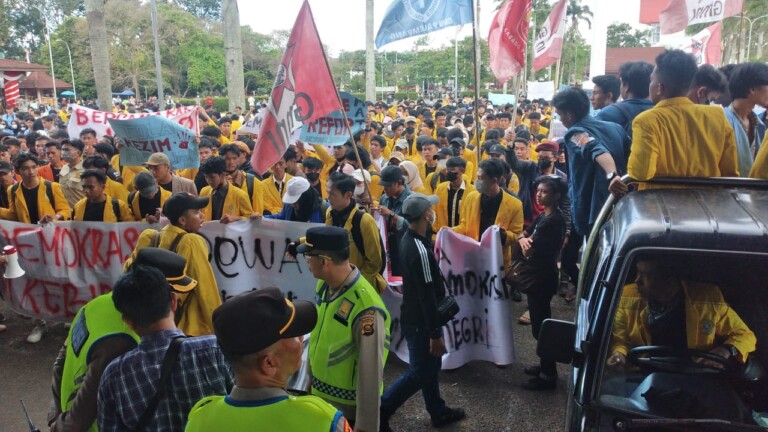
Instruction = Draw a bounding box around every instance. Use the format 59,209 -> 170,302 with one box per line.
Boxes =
3,245 -> 25,279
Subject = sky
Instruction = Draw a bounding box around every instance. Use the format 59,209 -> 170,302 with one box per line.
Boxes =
238,0 -> 647,57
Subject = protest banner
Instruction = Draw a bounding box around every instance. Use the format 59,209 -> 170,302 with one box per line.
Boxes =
107,116 -> 199,169
238,110 -> 266,135
527,81 -> 555,101
66,104 -> 199,139
488,92 -> 516,107
299,92 -> 367,146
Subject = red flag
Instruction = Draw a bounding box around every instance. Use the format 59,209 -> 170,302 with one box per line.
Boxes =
532,0 -> 567,73
682,21 -> 722,66
251,0 -> 341,175
488,0 -> 533,83
660,0 -> 743,35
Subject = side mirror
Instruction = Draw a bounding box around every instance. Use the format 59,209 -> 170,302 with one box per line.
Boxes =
537,319 -> 576,364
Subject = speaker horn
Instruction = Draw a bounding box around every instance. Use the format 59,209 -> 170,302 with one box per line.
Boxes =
3,245 -> 25,279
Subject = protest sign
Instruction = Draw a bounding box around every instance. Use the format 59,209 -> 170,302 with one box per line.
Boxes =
488,92 -> 516,107
238,110 -> 265,135
299,92 -> 367,146
66,104 -> 199,139
527,81 -> 555,101
108,116 -> 199,169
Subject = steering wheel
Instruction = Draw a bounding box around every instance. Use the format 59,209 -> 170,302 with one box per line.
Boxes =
626,346 -> 732,376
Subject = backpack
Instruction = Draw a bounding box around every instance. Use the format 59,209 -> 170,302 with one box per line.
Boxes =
430,171 -> 445,191
245,173 -> 256,199
111,198 -> 122,222
350,209 -> 386,275
150,230 -> 186,252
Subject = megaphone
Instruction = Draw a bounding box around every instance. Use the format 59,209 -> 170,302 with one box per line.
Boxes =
3,245 -> 25,279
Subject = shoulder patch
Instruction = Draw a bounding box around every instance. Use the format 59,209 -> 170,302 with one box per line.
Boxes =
359,310 -> 375,336
70,310 -> 90,357
334,298 -> 355,326
569,132 -> 594,148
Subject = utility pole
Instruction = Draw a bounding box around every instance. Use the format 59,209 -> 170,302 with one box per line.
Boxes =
150,0 -> 164,105
365,0 -> 375,102
223,0 -> 245,112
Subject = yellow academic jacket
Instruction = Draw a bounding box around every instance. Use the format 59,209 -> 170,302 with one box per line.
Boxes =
311,144 -> 338,189
434,180 -> 475,232
325,206 -> 386,293
2,181 -> 71,223
423,172 -> 472,195
232,171 -> 265,214
105,178 -> 129,203
261,173 -> 293,215
452,190 -> 523,264
125,225 -> 221,337
110,154 -> 148,192
128,187 -> 172,221
750,134 -> 768,179
461,149 -> 478,181
73,196 -> 133,222
199,184 -> 254,221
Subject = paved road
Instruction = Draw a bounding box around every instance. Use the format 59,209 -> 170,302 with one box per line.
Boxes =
0,297 -> 574,431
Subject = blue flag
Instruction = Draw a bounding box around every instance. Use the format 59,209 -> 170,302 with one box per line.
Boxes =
375,0 -> 474,48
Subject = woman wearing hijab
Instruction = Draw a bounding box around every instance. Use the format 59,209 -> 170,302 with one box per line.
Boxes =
399,160 -> 428,194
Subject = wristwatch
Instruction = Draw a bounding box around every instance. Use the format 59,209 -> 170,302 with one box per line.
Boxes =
606,171 -> 619,181
724,344 -> 739,359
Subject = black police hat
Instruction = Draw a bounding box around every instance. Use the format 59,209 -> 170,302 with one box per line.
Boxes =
132,247 -> 197,293
297,226 -> 349,254
213,287 -> 317,356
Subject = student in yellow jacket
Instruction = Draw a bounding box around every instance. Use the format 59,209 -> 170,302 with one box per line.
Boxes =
434,157 -> 474,232
124,193 -> 221,336
2,153 -> 70,223
110,153 -> 148,193
198,157 -> 254,223
83,155 -> 129,203
219,144 -> 265,214
260,157 -> 293,215
127,172 -> 172,223
73,170 -> 133,222
751,133 -> 768,179
451,159 -> 523,265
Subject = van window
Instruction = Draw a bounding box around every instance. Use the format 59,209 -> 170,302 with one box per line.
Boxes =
597,251 -> 768,426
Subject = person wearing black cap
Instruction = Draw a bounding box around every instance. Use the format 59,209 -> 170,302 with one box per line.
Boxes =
50,248 -> 198,432
380,194 -> 465,431
446,130 -> 477,181
97,260 -> 233,432
299,226 -> 390,432
185,288 -> 351,431
125,192 -> 221,336
378,165 -> 412,277
433,157 -> 475,232
423,147 -> 456,195
127,171 -> 172,223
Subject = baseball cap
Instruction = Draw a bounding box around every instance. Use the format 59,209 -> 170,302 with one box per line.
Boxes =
351,169 -> 371,183
145,152 -> 171,166
213,287 -> 317,356
449,137 -> 466,148
402,193 -> 439,220
132,247 -> 197,293
0,160 -> 12,174
434,147 -> 454,160
394,139 -> 409,150
133,171 -> 158,197
162,192 -> 210,225
378,165 -> 405,186
297,226 -> 349,254
282,177 -> 310,204
404,116 -> 417,124
389,152 -> 405,163
489,144 -> 507,155
536,141 -> 559,153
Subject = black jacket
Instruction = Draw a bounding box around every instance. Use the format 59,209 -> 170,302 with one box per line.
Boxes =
399,228 -> 445,338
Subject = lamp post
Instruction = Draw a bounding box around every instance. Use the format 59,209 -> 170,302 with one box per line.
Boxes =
55,39 -> 76,101
31,5 -> 57,106
746,14 -> 768,61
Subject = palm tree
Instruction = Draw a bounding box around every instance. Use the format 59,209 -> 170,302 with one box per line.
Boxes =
365,0 -> 375,102
566,0 -> 593,84
85,0 -> 113,111
223,0 -> 245,111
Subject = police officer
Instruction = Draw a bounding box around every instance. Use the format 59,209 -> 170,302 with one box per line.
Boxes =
299,226 -> 390,432
49,248 -> 197,432
185,288 -> 351,432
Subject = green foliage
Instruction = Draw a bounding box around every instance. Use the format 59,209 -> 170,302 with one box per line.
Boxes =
177,97 -> 229,111
607,23 -> 650,48
180,33 -> 226,93
170,0 -> 221,21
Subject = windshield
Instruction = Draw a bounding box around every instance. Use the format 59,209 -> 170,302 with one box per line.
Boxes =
597,251 -> 768,429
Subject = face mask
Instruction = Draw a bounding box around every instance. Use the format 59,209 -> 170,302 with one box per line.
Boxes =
538,158 -> 553,171
446,171 -> 459,182
437,160 -> 448,171
61,150 -> 73,162
475,179 -> 488,194
306,172 -> 320,183
354,185 -> 365,196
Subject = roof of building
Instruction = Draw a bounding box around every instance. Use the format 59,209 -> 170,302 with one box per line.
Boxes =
18,71 -> 72,90
0,59 -> 48,72
605,47 -> 666,75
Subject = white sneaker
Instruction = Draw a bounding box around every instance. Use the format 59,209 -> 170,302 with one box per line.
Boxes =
0,324 -> 6,333
27,326 -> 44,343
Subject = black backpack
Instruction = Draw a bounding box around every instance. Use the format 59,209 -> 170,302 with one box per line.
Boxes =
350,209 -> 386,275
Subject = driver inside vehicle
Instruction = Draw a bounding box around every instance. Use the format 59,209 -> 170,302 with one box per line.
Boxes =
607,257 -> 757,369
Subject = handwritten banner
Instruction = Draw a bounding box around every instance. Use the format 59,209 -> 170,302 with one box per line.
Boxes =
66,104 -> 199,140
108,116 -> 199,169
299,92 -> 367,146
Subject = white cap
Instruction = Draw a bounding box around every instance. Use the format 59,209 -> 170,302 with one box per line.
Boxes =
351,169 -> 371,183
282,177 -> 310,204
395,139 -> 409,150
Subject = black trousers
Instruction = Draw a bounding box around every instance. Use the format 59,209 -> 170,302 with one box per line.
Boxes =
527,269 -> 558,377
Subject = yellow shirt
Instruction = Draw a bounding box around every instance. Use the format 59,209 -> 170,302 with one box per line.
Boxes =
73,196 -> 133,222
231,171 -> 265,214
434,180 -> 475,231
749,133 -> 768,179
628,97 -> 739,185
199,184 -> 254,221
260,173 -> 293,215
452,190 -> 523,265
1,181 -> 71,223
105,178 -> 129,203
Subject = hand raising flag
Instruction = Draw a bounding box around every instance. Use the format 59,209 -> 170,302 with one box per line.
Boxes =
251,0 -> 341,175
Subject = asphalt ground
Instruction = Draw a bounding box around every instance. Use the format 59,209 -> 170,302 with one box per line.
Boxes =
0,295 -> 575,431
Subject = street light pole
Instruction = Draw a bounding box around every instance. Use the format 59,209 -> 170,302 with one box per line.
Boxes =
55,39 -> 76,101
746,14 -> 768,61
32,5 -> 57,107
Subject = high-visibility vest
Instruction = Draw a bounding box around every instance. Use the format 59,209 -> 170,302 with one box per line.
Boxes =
309,274 -> 390,405
185,393 -> 344,432
60,293 -> 139,431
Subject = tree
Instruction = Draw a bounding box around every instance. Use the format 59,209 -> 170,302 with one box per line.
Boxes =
222,0 -> 245,111
85,0 -> 113,110
365,0 -> 375,101
564,0 -> 593,85
607,23 -> 650,48
171,0 -> 220,21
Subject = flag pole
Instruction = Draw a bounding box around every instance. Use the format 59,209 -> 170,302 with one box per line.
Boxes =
472,0 -> 481,160
305,0 -> 373,203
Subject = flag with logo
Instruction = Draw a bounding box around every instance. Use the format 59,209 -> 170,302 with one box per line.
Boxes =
251,0 -> 341,175
681,21 -> 722,66
660,0 -> 743,35
375,0 -> 474,48
488,0 -> 533,83
532,0 -> 567,72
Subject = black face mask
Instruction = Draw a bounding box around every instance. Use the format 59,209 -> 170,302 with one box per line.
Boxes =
446,171 -> 460,181
306,172 -> 320,183
538,158 -> 553,171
